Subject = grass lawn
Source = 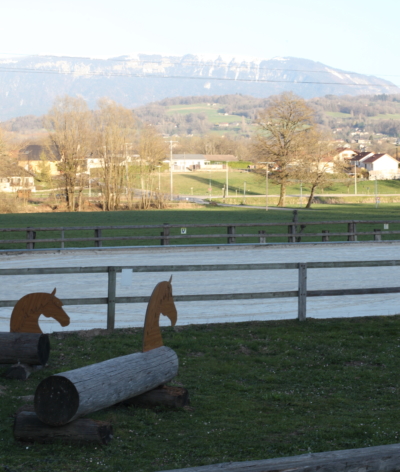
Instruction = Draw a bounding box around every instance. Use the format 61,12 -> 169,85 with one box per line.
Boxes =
0,203 -> 400,250
159,171 -> 400,198
2,316 -> 400,471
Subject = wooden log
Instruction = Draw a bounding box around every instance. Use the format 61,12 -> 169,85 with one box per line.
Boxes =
34,345 -> 178,426
4,363 -> 32,380
0,333 -> 50,365
123,385 -> 190,409
14,411 -> 113,445
157,442 -> 400,472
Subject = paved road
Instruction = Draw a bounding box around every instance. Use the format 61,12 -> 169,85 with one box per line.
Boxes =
1,243 -> 400,333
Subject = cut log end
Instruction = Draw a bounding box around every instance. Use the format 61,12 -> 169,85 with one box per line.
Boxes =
14,411 -> 113,445
34,375 -> 79,426
0,333 -> 50,365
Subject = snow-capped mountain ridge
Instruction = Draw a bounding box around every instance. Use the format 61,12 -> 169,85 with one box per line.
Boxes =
0,54 -> 397,120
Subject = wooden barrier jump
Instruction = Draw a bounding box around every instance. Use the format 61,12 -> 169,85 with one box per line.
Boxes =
0,213 -> 399,250
1,260 -> 400,329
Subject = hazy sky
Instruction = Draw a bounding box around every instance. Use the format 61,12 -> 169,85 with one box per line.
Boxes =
2,0 -> 400,85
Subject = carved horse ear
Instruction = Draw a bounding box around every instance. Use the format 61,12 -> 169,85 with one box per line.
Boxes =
51,288 -> 56,296
169,275 -> 173,283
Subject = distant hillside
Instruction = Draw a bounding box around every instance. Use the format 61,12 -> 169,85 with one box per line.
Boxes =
0,54 -> 398,120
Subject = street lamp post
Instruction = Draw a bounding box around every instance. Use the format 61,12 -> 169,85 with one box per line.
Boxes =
354,164 -> 357,195
259,162 -> 274,211
165,139 -> 178,201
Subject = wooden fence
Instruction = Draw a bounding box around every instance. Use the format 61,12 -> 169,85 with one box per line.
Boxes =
1,260 -> 400,330
0,217 -> 399,250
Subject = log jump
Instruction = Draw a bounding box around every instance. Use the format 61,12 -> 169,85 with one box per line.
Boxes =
34,277 -> 179,426
0,333 -> 50,365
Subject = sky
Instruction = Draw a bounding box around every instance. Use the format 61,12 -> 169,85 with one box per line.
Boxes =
2,0 -> 400,86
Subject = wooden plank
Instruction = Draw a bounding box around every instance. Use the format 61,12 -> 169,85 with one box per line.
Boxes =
156,443 -> 400,472
34,345 -> 179,426
107,267 -> 117,331
14,411 -> 113,445
298,263 -> 307,321
1,219 -> 400,233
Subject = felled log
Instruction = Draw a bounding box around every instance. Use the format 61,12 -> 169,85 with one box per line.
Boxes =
157,443 -> 400,472
123,385 -> 190,409
14,411 -> 113,445
35,345 -> 178,426
0,333 -> 50,365
4,363 -> 33,380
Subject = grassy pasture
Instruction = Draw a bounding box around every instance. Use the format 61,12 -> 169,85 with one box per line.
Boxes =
152,171 -> 400,199
0,204 -> 400,250
166,104 -> 246,124
2,316 -> 400,472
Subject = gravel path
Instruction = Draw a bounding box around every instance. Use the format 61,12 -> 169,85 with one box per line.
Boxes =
1,243 -> 399,333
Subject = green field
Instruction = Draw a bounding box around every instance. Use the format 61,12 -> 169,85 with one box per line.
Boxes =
2,316 -> 400,471
325,111 -> 352,119
0,203 -> 400,250
158,171 -> 400,198
166,103 -> 248,124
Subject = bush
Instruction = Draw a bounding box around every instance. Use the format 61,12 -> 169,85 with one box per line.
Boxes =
0,193 -> 23,213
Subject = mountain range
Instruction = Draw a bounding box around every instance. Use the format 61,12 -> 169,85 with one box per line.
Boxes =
0,54 -> 398,120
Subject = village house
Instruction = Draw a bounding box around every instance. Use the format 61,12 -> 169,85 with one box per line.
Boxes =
164,154 -> 237,172
350,153 -> 399,179
18,144 -> 60,176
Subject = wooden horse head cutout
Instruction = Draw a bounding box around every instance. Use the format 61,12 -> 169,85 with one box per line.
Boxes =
143,276 -> 177,352
10,288 -> 70,334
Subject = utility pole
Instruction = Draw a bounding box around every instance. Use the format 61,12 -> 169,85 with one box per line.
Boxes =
354,163 -> 357,195
259,162 -> 274,211
165,139 -> 178,201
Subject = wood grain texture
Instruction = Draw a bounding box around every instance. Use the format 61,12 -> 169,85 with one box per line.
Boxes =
10,289 -> 70,334
0,333 -> 50,365
142,279 -> 177,352
156,443 -> 400,472
14,411 -> 113,445
34,345 -> 179,426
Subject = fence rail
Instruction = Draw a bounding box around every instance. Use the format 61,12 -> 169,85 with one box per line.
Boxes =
1,260 -> 399,330
0,216 -> 399,249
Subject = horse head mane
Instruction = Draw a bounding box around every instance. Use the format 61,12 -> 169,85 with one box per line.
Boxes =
10,288 -> 61,332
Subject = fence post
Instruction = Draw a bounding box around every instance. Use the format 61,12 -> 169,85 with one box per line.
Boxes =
347,222 -> 357,242
26,227 -> 36,250
107,267 -> 117,331
288,224 -> 296,243
298,263 -> 307,321
322,230 -> 330,242
258,230 -> 266,244
94,228 -> 102,247
374,229 -> 382,241
61,228 -> 65,249
161,223 -> 170,246
227,226 -> 236,244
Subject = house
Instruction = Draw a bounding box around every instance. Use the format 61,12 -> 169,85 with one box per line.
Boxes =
0,176 -> 36,193
361,154 -> 399,180
18,144 -> 60,176
350,152 -> 374,167
334,147 -> 358,161
164,154 -> 238,172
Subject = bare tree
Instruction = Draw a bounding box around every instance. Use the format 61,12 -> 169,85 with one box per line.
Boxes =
136,125 -> 168,209
94,99 -> 136,211
253,92 -> 316,207
45,96 -> 92,211
291,131 -> 346,208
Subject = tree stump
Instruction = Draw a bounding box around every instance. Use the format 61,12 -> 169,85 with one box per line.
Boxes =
14,411 -> 113,445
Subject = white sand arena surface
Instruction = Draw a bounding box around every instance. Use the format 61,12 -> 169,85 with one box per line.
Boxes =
1,243 -> 400,333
